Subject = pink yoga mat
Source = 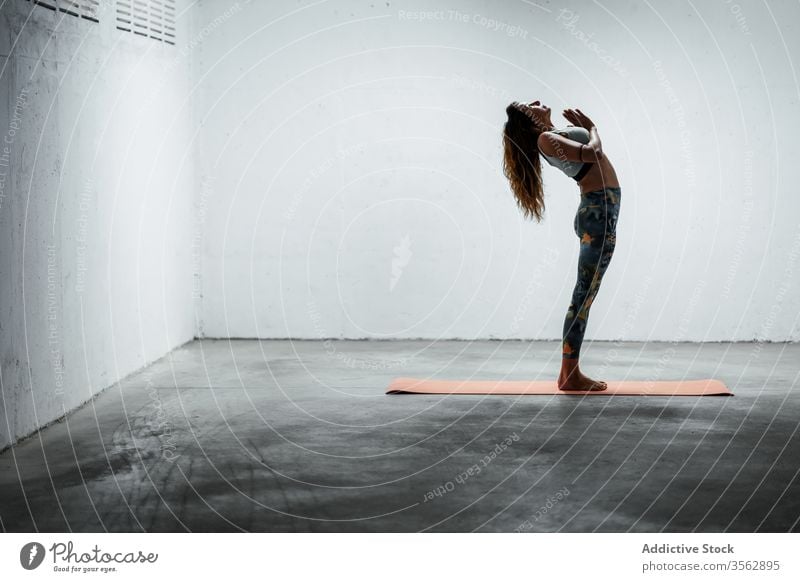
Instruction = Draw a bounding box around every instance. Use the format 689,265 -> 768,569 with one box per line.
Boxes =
387,377 -> 732,396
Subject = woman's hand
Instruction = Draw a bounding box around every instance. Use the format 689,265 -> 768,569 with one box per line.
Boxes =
562,108 -> 596,131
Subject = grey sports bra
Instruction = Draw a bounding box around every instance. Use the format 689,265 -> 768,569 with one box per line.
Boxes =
537,126 -> 593,182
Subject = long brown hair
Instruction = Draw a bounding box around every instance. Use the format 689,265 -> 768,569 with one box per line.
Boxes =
502,103 -> 546,221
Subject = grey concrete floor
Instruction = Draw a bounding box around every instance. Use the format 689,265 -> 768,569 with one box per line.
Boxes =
1,339 -> 798,532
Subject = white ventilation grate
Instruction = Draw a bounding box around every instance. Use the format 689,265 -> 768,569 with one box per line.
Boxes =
116,0 -> 176,45
28,0 -> 101,22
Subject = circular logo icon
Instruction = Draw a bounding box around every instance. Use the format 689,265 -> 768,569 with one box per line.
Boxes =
20,542 -> 45,570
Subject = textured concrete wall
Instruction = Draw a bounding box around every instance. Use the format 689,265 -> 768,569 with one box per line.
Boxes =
194,0 -> 800,342
0,0 -> 195,450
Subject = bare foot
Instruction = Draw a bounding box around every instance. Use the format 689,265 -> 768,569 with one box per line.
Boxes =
557,368 -> 608,391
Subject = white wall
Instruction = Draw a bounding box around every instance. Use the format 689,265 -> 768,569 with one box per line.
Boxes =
0,0 -> 196,450
195,0 -> 800,342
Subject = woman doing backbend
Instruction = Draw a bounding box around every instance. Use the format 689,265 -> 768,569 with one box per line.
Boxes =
502,100 -> 622,391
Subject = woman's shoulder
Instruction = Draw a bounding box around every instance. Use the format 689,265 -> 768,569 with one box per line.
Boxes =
552,126 -> 590,143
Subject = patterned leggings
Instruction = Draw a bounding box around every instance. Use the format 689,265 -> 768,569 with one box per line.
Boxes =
562,186 -> 622,359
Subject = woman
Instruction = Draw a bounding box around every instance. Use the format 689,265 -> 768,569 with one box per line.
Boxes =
502,100 -> 621,391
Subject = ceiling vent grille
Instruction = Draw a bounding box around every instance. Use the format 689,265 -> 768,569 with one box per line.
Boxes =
28,0 -> 101,22
116,0 -> 176,45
